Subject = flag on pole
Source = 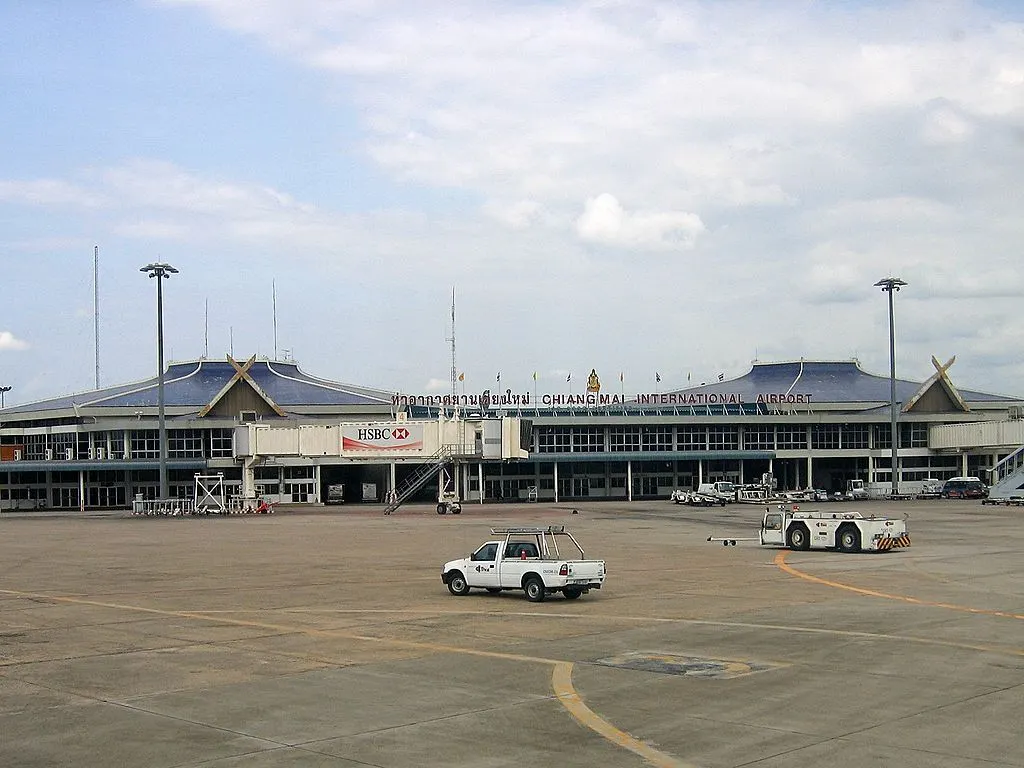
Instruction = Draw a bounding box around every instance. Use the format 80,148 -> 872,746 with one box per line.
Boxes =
566,372 -> 572,382
619,372 -> 623,383
532,371 -> 537,381
458,372 -> 464,382
656,372 -> 661,383
718,373 -> 725,382
496,372 -> 501,384
687,373 -> 691,383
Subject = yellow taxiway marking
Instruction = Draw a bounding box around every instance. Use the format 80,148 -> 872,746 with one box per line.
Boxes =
774,551 -> 1024,620
0,587 -> 682,767
552,661 -> 692,768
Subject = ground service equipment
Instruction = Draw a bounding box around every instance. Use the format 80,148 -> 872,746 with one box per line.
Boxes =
709,504 -> 911,553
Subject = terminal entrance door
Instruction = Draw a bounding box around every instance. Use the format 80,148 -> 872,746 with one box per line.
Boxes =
572,477 -> 590,497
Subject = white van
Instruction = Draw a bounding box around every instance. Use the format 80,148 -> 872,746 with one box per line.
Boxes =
697,481 -> 736,502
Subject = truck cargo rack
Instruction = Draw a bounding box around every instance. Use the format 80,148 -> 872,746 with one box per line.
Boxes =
489,525 -> 583,559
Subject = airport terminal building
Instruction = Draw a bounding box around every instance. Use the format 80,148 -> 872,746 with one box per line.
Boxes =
1,355 -> 1021,510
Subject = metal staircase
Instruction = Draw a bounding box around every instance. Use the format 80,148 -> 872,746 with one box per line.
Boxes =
383,443 -> 475,515
987,444 -> 1024,500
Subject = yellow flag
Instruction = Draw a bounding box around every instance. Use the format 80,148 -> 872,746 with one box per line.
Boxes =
532,371 -> 537,381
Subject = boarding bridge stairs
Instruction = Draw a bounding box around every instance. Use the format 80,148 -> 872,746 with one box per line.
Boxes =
987,444 -> 1024,500
383,443 -> 476,515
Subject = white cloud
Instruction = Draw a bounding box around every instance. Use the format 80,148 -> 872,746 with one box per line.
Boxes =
482,199 -> 541,229
0,331 -> 29,351
0,178 -> 106,207
576,194 -> 704,250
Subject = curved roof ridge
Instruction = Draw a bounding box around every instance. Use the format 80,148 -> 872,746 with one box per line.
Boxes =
87,361 -> 203,406
270,361 -> 391,402
7,362 -> 202,411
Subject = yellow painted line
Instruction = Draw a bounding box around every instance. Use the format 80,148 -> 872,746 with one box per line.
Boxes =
0,587 -> 686,765
774,551 -> 1024,620
552,662 -> 693,768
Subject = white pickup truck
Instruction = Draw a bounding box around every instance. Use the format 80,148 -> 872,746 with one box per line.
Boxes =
441,526 -> 605,602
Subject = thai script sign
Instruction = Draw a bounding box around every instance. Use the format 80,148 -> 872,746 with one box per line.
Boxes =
391,390 -> 813,409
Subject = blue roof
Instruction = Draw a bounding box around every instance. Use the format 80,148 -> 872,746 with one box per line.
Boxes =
673,361 -> 1010,404
1,359 -> 393,414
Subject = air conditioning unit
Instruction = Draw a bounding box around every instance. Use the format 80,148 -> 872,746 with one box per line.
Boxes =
45,448 -> 53,461
65,448 -> 74,461
13,449 -> 22,461
239,410 -> 258,423
1008,405 -> 1023,420
96,447 -> 106,460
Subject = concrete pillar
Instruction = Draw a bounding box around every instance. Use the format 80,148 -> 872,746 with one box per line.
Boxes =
312,464 -> 321,503
242,458 -> 256,499
961,452 -> 968,476
806,456 -> 813,489
627,460 -> 633,502
554,462 -> 559,503
79,470 -> 85,512
477,463 -> 483,504
698,459 -> 704,485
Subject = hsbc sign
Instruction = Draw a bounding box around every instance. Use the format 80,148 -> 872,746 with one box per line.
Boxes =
342,424 -> 424,452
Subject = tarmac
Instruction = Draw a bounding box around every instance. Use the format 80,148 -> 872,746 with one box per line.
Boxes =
0,498 -> 1022,767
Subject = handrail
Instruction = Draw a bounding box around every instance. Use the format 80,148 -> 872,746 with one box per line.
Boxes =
992,444 -> 1024,482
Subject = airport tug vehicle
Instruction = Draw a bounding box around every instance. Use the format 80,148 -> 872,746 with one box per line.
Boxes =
709,504 -> 911,553
441,526 -> 605,602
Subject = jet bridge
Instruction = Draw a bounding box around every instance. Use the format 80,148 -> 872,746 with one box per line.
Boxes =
233,414 -> 530,502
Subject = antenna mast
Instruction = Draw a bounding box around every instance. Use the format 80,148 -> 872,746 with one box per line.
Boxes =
449,287 -> 457,401
272,280 -> 278,360
204,298 -> 209,358
93,245 -> 100,389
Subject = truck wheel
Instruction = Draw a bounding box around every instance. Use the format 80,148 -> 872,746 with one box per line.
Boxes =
524,576 -> 546,602
436,503 -> 446,515
563,587 -> 582,600
787,524 -> 811,551
838,525 -> 861,553
446,571 -> 471,596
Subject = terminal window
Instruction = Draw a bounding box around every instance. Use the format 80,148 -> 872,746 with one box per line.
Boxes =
776,425 -> 808,450
744,425 -> 775,450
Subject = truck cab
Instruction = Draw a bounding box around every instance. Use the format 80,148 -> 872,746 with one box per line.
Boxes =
698,481 -> 736,503
846,479 -> 868,500
441,526 -> 605,602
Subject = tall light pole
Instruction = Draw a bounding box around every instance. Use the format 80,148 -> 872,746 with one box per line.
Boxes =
0,386 -> 10,409
875,277 -> 907,497
141,263 -> 178,499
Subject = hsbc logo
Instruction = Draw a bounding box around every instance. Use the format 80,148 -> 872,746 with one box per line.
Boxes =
343,424 -> 422,452
357,427 -> 410,441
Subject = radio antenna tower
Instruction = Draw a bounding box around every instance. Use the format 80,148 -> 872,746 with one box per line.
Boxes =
448,287 -> 457,402
272,280 -> 278,360
93,245 -> 100,389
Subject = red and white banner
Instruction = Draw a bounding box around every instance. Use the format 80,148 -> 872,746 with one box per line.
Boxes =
341,425 -> 423,452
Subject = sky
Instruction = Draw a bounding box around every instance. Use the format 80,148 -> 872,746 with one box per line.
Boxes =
2,0 -> 1023,406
